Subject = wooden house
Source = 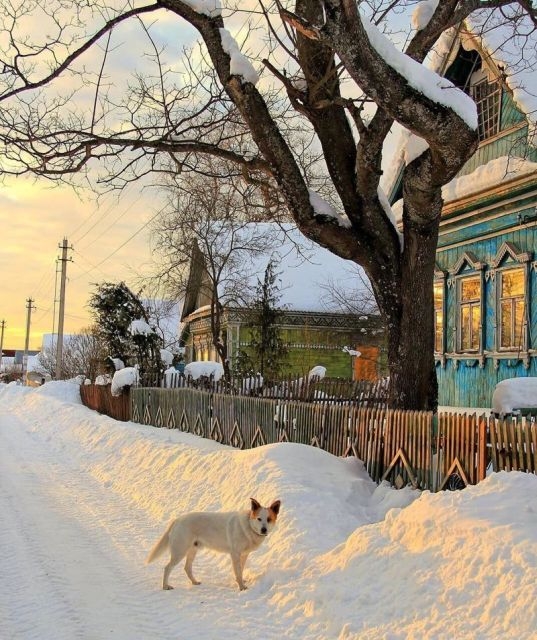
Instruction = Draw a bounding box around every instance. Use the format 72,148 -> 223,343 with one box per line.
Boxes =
387,17 -> 537,407
180,225 -> 385,379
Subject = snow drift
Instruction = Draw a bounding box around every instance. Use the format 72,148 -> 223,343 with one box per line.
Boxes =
1,381 -> 537,639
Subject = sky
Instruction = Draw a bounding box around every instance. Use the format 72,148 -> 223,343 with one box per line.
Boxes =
2,378 -> 537,639
0,5 -> 202,351
0,1 -> 417,352
0,175 -> 158,350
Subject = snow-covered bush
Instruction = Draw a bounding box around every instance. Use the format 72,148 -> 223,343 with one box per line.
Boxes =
308,365 -> 327,380
184,361 -> 224,382
111,366 -> 140,396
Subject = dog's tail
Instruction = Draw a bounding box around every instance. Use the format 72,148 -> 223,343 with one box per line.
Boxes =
145,520 -> 174,564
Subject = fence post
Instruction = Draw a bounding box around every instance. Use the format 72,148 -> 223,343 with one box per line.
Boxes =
477,415 -> 488,482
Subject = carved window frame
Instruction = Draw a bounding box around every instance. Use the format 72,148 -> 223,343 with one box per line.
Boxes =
448,252 -> 486,356
487,242 -> 533,354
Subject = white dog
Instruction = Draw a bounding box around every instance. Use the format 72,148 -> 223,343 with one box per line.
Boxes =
146,498 -> 281,591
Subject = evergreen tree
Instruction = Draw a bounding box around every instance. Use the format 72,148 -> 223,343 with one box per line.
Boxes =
88,282 -> 163,380
236,259 -> 288,383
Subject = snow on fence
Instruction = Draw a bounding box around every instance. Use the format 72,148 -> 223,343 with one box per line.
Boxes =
80,384 -> 537,491
147,371 -> 389,406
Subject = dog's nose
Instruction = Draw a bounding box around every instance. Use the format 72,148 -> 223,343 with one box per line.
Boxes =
261,526 -> 267,535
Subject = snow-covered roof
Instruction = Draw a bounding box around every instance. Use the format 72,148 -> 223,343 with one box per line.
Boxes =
187,223 -> 374,315
383,10 -> 537,203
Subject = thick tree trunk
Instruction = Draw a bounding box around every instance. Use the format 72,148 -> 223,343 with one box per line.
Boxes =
381,214 -> 440,411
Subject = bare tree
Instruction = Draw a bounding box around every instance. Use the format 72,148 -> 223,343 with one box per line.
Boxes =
1,1 -> 536,408
150,162 -> 279,378
37,327 -> 106,380
319,264 -> 379,316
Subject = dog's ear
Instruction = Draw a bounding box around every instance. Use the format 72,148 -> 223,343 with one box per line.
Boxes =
269,500 -> 281,515
250,497 -> 261,512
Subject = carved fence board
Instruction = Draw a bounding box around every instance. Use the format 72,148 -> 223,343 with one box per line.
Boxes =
80,384 -> 537,491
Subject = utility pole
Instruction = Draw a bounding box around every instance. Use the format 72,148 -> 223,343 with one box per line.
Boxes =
23,299 -> 36,384
0,319 -> 5,372
55,237 -> 73,380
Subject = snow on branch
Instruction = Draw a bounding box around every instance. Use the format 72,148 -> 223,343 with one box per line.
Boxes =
308,189 -> 351,228
377,186 -> 404,250
411,0 -> 440,32
219,29 -> 259,85
358,10 -> 477,129
181,0 -> 221,17
129,319 -> 154,336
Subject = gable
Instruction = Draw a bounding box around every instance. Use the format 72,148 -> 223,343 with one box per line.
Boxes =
386,20 -> 537,209
181,224 -> 376,318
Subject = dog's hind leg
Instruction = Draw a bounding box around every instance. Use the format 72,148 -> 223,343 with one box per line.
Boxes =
184,546 -> 201,585
162,555 -> 181,590
163,549 -> 185,590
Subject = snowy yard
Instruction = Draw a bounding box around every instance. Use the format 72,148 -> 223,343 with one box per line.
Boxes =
2,381 -> 537,639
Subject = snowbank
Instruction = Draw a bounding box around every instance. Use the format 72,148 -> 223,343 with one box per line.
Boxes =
492,377 -> 537,415
2,382 -> 537,638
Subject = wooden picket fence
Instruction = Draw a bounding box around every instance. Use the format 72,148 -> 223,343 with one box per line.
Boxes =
79,383 -> 130,422
80,384 -> 537,491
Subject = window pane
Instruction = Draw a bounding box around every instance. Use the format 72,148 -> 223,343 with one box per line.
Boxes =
472,79 -> 500,140
434,282 -> 443,353
471,305 -> 480,350
514,299 -> 525,347
435,309 -> 443,352
459,276 -> 481,352
461,276 -> 480,301
461,306 -> 470,350
434,282 -> 443,307
501,268 -> 524,297
500,300 -> 512,348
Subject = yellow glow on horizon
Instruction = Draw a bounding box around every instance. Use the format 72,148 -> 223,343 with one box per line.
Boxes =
0,176 -> 160,351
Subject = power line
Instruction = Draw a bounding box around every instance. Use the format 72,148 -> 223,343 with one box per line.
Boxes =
70,210 -> 160,281
77,197 -> 140,252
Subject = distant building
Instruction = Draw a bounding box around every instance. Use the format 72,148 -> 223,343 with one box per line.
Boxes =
180,225 -> 386,379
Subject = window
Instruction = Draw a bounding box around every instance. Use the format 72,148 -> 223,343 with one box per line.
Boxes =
458,275 -> 481,352
470,69 -> 501,141
433,281 -> 444,353
499,267 -> 525,350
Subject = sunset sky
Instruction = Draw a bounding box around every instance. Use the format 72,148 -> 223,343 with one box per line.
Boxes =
0,2 -> 405,353
0,174 -> 159,351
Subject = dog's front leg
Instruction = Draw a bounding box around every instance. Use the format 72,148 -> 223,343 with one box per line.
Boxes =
240,552 -> 249,574
230,552 -> 247,591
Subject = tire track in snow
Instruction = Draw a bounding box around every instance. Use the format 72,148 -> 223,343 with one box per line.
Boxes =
0,410 -> 180,639
0,408 -> 292,639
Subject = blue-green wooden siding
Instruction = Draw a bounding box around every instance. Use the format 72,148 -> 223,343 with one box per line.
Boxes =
436,217 -> 537,408
435,83 -> 537,408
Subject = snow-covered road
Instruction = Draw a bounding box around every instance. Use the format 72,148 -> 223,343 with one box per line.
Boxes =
0,398 -> 304,640
2,381 -> 537,640
1,407 -> 179,639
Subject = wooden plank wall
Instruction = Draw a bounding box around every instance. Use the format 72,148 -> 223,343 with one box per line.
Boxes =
79,384 -> 130,422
